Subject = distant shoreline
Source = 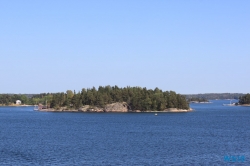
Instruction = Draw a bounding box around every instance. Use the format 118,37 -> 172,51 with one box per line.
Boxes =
190,101 -> 212,103
0,105 -> 34,107
238,104 -> 250,107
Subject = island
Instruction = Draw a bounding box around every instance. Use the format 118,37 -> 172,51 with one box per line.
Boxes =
185,93 -> 244,100
33,86 -> 191,112
187,97 -> 211,103
238,94 -> 250,106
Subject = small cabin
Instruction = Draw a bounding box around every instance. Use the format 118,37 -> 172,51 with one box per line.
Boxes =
16,100 -> 21,105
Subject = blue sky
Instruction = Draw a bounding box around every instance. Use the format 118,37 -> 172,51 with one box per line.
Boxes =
0,0 -> 249,94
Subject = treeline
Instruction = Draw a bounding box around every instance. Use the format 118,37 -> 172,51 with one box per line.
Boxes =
0,94 -> 51,106
185,93 -> 245,100
39,86 -> 189,111
0,86 -> 189,111
239,94 -> 250,105
187,97 -> 208,102
0,94 -> 29,105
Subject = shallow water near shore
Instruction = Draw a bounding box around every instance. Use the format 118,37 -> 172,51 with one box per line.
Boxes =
0,100 -> 249,165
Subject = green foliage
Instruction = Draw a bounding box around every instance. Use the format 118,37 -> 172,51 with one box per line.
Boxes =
0,94 -> 31,105
66,90 -> 74,99
20,95 -> 28,104
185,93 -> 244,100
187,97 -> 208,103
239,94 -> 250,105
32,86 -> 189,111
0,86 -> 190,111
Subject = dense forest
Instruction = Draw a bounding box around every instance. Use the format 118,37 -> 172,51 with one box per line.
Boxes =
0,94 -> 29,105
46,86 -> 189,111
0,86 -> 189,111
238,94 -> 250,105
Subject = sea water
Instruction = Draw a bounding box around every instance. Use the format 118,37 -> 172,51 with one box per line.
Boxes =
0,100 -> 249,165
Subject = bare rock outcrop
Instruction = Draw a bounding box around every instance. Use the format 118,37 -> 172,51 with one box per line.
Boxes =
78,105 -> 104,112
104,102 -> 129,112
78,103 -> 129,112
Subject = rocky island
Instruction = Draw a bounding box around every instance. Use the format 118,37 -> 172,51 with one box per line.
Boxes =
34,86 -> 191,113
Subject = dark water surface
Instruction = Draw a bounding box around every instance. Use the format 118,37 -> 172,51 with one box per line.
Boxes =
0,100 -> 249,165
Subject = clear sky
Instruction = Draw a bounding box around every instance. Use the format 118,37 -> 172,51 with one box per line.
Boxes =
0,0 -> 249,94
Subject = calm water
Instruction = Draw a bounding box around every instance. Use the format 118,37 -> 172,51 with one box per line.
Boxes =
0,100 -> 249,165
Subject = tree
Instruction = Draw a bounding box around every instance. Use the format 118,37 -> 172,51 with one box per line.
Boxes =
66,90 -> 74,99
20,95 -> 28,104
239,94 -> 250,104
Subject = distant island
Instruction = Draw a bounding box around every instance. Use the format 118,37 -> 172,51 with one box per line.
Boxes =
185,93 -> 245,100
238,94 -> 250,106
187,97 -> 211,103
0,86 -> 191,112
221,94 -> 250,106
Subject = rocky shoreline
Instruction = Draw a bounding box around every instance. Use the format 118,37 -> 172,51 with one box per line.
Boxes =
37,102 -> 193,113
